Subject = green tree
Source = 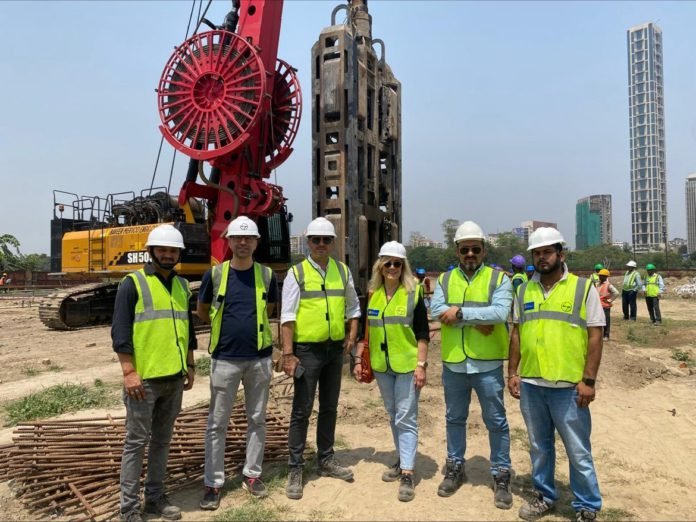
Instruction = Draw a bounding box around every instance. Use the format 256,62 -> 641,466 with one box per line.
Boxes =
0,234 -> 22,270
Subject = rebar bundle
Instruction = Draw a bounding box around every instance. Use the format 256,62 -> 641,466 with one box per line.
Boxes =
0,383 -> 292,521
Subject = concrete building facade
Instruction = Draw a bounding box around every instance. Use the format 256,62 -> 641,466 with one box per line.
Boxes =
576,195 -> 613,250
627,22 -> 667,252
686,173 -> 696,254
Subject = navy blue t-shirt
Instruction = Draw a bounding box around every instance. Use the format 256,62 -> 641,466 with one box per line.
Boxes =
199,265 -> 278,360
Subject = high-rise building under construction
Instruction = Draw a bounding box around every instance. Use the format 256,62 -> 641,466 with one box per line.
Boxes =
312,0 -> 401,295
576,195 -> 613,250
627,22 -> 667,252
686,174 -> 696,255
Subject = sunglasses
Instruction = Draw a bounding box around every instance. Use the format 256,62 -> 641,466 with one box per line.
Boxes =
459,246 -> 483,255
310,236 -> 334,245
383,260 -> 403,269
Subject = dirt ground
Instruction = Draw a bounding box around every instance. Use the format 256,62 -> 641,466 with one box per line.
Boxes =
0,285 -> 695,521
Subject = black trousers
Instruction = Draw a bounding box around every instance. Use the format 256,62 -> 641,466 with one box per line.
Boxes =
622,290 -> 637,320
603,308 -> 611,338
645,296 -> 662,323
287,340 -> 344,468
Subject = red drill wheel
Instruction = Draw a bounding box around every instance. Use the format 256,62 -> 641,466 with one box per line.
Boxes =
264,59 -> 302,170
158,30 -> 266,160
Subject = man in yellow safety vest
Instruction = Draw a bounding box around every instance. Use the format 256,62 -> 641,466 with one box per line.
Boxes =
642,263 -> 664,325
281,217 -> 361,500
508,227 -> 604,522
112,224 -> 196,522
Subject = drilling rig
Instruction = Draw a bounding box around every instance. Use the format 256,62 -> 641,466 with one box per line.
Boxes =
40,0 -> 302,329
312,0 -> 402,297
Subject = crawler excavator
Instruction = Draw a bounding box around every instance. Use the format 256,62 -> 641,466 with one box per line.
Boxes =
40,0 -> 302,329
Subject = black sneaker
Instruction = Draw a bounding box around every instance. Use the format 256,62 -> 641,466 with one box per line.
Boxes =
318,457 -> 354,481
382,460 -> 401,482
576,510 -> 597,522
119,510 -> 143,522
437,458 -> 465,497
143,494 -> 181,521
199,486 -> 221,510
243,476 -> 268,498
493,469 -> 512,509
286,467 -> 303,500
398,473 -> 416,502
518,491 -> 554,520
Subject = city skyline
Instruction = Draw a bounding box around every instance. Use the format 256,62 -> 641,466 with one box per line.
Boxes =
1,2 -> 695,254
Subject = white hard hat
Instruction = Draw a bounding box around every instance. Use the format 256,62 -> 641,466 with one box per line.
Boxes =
626,260 -> 637,268
305,217 -> 336,237
527,227 -> 565,251
454,221 -> 485,243
226,216 -> 260,238
378,241 -> 407,259
145,224 -> 185,249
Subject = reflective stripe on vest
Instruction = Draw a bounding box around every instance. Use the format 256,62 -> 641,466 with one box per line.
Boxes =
512,273 -> 528,294
645,274 -> 660,297
128,269 -> 190,379
293,258 -> 347,342
589,273 -> 599,286
623,271 -> 638,290
517,274 -> 590,383
208,261 -> 273,354
438,266 -> 509,362
367,286 -> 419,373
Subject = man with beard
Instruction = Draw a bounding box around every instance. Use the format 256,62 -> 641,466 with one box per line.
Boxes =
112,224 -> 197,522
507,227 -> 604,522
430,221 -> 513,509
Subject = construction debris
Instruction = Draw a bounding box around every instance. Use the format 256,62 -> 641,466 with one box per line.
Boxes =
674,277 -> 696,298
0,376 -> 293,521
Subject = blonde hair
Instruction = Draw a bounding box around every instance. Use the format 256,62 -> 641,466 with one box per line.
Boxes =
368,256 -> 416,294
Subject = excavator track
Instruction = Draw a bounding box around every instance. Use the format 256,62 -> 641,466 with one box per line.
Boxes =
39,282 -> 121,330
39,280 -> 203,331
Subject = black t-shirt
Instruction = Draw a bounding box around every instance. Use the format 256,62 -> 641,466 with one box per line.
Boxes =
199,265 -> 278,360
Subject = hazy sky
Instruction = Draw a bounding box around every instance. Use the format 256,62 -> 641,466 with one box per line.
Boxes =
1,0 -> 695,254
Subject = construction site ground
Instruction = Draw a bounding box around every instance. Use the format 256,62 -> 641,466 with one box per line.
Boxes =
0,279 -> 695,521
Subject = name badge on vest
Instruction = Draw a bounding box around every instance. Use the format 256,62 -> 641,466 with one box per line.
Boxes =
524,302 -> 535,311
367,308 -> 380,317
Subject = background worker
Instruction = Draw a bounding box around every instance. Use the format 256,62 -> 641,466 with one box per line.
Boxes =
281,217 -> 361,500
643,263 -> 664,326
0,272 -> 6,293
589,263 -> 604,287
621,261 -> 642,321
509,255 -> 528,294
197,217 -> 278,510
597,269 -> 619,340
508,227 -> 603,522
353,241 -> 429,502
112,224 -> 196,522
430,221 -> 513,509
525,264 -> 536,281
414,267 -> 431,308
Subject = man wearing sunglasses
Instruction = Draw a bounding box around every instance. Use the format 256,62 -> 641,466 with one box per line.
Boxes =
430,221 -> 514,509
280,217 -> 361,500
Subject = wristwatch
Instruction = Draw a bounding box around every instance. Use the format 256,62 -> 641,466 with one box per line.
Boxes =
417,361 -> 428,369
455,308 -> 463,320
582,377 -> 596,387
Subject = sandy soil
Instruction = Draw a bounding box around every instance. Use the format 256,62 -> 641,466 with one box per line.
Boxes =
0,288 -> 695,521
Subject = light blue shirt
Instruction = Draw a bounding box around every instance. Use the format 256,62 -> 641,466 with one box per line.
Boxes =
431,264 -> 513,374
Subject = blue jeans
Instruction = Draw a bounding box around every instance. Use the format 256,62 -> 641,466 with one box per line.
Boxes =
120,377 -> 184,513
374,369 -> 420,471
519,382 -> 602,512
442,365 -> 511,475
204,357 -> 273,487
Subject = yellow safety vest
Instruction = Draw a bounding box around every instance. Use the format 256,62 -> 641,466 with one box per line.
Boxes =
438,266 -> 509,362
645,274 -> 660,298
127,269 -> 191,379
517,274 -> 590,383
208,261 -> 273,354
367,285 -> 420,373
292,258 -> 348,343
623,271 -> 638,291
589,273 -> 600,286
512,273 -> 528,293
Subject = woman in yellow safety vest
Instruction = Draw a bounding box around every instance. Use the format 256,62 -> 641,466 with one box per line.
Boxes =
353,241 -> 429,503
